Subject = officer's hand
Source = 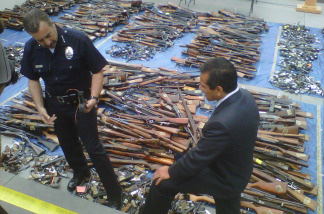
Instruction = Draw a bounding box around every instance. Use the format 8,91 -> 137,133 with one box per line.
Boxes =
38,107 -> 56,125
85,99 -> 97,113
153,166 -> 170,185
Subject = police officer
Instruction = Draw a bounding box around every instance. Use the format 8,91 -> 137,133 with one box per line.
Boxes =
20,9 -> 122,208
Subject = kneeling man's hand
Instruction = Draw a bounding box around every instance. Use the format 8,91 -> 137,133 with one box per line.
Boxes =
153,166 -> 170,185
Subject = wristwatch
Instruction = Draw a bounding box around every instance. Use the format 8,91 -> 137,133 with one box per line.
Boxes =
90,96 -> 99,102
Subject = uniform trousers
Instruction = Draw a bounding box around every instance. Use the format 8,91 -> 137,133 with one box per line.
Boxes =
45,96 -> 122,201
140,167 -> 241,214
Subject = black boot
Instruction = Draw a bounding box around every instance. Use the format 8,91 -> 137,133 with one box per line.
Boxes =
67,171 -> 90,192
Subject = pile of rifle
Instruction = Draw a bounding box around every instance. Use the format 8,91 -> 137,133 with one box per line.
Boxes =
0,0 -> 75,31
20,0 -> 75,15
0,91 -> 60,156
112,3 -> 198,50
270,24 -> 324,96
97,62 -> 206,168
172,9 -> 268,79
0,9 -> 24,31
240,90 -> 318,213
98,62 -> 318,213
58,2 -> 135,41
0,58 -> 319,212
91,0 -> 149,14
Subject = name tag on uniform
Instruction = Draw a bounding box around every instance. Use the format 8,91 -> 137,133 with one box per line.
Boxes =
35,65 -> 43,68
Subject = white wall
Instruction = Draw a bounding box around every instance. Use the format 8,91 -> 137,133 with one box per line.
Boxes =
0,0 -> 26,11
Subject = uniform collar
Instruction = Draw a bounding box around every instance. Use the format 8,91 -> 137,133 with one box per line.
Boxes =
55,24 -> 69,48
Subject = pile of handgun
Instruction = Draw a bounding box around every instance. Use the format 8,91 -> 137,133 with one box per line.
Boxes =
0,0 -> 75,31
172,9 -> 268,79
0,61 -> 319,213
58,0 -> 145,41
106,43 -> 158,62
270,24 -> 324,96
112,3 -> 197,49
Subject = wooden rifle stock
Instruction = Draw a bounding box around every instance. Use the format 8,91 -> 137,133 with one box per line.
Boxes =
287,188 -> 318,211
152,124 -> 180,134
107,149 -> 173,166
23,100 -> 37,109
9,114 -> 42,121
159,135 -> 188,151
171,56 -> 186,65
42,130 -> 59,145
253,168 -> 318,211
258,130 -> 308,142
247,180 -> 287,195
10,104 -> 38,114
118,113 -> 189,125
188,194 -> 215,204
272,126 -> 299,134
2,131 -> 45,156
255,141 -> 308,161
100,127 -> 133,139
240,201 -> 283,214
160,141 -> 183,153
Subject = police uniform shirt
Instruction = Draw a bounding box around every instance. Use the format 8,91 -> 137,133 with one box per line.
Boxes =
21,25 -> 107,96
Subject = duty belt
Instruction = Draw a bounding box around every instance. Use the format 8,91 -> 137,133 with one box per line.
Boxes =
45,91 -> 79,106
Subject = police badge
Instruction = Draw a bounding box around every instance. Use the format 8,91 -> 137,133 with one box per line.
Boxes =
65,46 -> 74,60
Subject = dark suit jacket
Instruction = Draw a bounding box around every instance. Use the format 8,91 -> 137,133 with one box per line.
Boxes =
168,88 -> 259,199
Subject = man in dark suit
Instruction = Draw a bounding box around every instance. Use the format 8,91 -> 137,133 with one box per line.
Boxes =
140,57 -> 259,214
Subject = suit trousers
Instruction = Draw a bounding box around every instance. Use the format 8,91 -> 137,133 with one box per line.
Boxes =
45,97 -> 122,201
140,168 -> 241,214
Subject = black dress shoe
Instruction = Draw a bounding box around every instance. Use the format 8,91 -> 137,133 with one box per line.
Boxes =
67,173 -> 90,192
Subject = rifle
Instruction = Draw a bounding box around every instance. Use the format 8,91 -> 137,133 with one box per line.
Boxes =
177,87 -> 199,145
241,193 -> 295,213
39,156 -> 65,168
115,76 -> 168,91
1,130 -> 45,156
258,130 -> 309,142
117,113 -> 189,125
105,149 -> 174,166
99,116 -> 142,138
25,132 -> 59,152
8,113 -> 42,121
9,103 -> 38,114
240,201 -> 284,214
253,159 -> 318,211
159,91 -> 198,145
255,141 -> 309,161
248,174 -> 287,195
254,148 -> 308,167
254,157 -> 313,189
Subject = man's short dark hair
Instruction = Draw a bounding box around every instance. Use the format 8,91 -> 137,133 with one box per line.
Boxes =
200,57 -> 237,93
23,9 -> 52,33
